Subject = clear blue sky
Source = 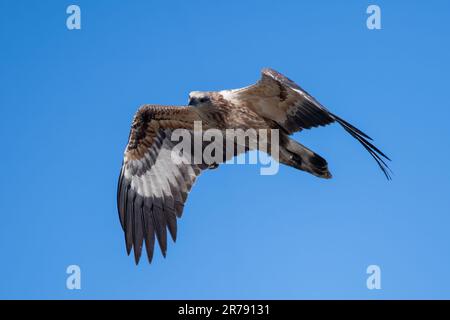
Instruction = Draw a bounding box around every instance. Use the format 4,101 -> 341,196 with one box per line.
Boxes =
1,0 -> 450,299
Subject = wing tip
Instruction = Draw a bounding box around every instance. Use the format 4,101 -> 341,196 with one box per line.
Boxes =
329,113 -> 392,180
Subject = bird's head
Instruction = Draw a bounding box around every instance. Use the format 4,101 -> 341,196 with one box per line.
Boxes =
188,91 -> 213,107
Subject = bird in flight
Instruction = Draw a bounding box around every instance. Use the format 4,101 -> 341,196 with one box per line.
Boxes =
117,68 -> 391,264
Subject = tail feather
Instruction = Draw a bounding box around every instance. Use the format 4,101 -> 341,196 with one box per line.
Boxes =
281,138 -> 332,179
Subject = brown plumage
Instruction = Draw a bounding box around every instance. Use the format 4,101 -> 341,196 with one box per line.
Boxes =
117,68 -> 391,264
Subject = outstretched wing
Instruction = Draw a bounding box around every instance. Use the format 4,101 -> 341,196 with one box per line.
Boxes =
224,68 -> 392,179
117,105 -> 207,264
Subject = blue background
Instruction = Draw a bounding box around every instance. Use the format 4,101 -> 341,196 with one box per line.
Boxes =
1,0 -> 449,299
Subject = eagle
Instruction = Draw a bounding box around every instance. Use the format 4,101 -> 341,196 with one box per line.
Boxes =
117,68 -> 391,264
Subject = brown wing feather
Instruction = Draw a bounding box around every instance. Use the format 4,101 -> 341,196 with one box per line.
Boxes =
229,68 -> 335,133
117,105 -> 208,264
226,68 -> 392,179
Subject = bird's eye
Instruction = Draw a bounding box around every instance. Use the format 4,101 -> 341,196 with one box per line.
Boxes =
199,97 -> 209,103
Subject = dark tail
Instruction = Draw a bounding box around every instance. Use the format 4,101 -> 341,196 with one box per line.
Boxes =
280,138 -> 332,179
